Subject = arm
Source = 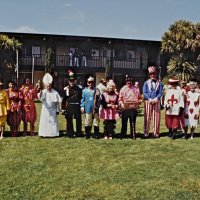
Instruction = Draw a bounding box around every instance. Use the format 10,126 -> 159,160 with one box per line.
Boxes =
143,82 -> 151,100
80,89 -> 85,113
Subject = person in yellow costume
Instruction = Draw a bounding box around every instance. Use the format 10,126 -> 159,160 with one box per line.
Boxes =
0,81 -> 10,139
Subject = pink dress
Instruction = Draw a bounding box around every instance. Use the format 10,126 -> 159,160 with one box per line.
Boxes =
100,92 -> 119,120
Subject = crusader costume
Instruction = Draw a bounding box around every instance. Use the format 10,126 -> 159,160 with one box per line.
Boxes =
164,78 -> 184,139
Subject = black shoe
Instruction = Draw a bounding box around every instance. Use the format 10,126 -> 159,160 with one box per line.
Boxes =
120,134 -> 126,139
131,134 -> 136,140
93,134 -> 99,139
171,132 -> 176,140
182,134 -> 188,139
142,133 -> 149,139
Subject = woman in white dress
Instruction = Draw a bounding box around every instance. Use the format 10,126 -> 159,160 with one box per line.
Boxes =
38,73 -> 61,137
184,82 -> 200,139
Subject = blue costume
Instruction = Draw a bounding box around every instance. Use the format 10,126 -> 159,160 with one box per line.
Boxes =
81,86 -> 100,138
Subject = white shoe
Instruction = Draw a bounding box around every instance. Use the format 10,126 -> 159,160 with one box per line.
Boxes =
104,136 -> 108,139
190,136 -> 194,139
109,136 -> 112,140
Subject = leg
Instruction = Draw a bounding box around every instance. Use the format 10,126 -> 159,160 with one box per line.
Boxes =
23,121 -> 27,136
0,126 -> 3,139
130,109 -> 137,139
107,120 -> 116,139
121,110 -> 128,138
30,123 -> 35,136
94,126 -> 99,139
75,112 -> 82,137
85,126 -> 92,139
93,113 -> 100,139
66,113 -> 74,137
152,101 -> 161,137
183,126 -> 188,139
190,127 -> 195,139
103,120 -> 108,139
143,101 -> 152,137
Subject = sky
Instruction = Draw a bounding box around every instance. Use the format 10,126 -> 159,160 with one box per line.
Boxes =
0,0 -> 200,41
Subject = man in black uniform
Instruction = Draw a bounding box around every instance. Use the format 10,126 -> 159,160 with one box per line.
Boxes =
62,70 -> 82,137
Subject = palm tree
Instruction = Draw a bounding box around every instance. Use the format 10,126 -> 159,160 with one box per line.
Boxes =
0,34 -> 22,74
161,20 -> 200,81
167,56 -> 197,82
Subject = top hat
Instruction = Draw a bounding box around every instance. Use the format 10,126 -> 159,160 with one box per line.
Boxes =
148,66 -> 157,74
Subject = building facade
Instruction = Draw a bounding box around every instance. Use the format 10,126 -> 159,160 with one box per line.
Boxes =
1,32 -> 167,94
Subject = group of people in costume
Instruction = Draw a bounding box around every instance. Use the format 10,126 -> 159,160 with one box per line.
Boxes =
0,65 -> 200,140
61,69 -> 142,139
0,78 -> 38,139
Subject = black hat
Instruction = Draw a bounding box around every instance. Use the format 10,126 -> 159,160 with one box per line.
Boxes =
125,75 -> 132,82
67,69 -> 76,80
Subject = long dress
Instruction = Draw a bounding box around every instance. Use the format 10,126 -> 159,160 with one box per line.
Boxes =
7,88 -> 21,136
0,89 -> 10,126
19,85 -> 37,124
38,89 -> 61,137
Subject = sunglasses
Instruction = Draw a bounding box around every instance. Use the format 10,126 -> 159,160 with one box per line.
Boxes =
88,81 -> 94,84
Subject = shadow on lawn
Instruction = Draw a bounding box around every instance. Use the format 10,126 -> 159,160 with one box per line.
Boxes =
3,130 -> 200,140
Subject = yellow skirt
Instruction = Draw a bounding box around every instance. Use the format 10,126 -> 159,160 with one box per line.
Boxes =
0,115 -> 7,126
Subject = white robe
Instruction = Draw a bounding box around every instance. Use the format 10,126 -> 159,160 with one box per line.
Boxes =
38,89 -> 61,137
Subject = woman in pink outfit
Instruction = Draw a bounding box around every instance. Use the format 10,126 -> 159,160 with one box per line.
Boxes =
100,80 -> 119,139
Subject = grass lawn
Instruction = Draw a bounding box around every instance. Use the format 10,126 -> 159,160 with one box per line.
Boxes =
1,102 -> 200,200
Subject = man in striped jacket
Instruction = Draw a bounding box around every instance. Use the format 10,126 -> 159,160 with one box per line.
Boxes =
142,66 -> 163,138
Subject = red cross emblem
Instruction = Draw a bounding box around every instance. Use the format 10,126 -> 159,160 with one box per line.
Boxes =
167,94 -> 178,107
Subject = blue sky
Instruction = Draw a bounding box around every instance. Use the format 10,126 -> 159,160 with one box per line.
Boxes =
0,0 -> 200,41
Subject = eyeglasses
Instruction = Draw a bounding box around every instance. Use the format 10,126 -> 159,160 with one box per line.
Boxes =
88,81 -> 94,84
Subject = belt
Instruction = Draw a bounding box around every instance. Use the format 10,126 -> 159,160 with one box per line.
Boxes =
69,103 -> 79,105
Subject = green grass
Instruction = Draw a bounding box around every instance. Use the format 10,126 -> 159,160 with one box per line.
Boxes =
1,103 -> 200,200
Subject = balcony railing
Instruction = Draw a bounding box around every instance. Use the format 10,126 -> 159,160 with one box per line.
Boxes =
18,54 -> 148,69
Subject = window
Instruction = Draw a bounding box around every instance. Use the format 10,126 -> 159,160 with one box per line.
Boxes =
32,46 -> 41,57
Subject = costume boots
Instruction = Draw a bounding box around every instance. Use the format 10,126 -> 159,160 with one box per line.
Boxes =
93,126 -> 99,139
85,126 -> 92,139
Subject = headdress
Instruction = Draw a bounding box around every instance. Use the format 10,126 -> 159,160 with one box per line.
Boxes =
42,73 -> 53,85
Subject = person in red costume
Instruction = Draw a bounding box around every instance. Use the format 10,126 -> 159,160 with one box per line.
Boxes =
7,81 -> 22,137
19,78 -> 38,136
